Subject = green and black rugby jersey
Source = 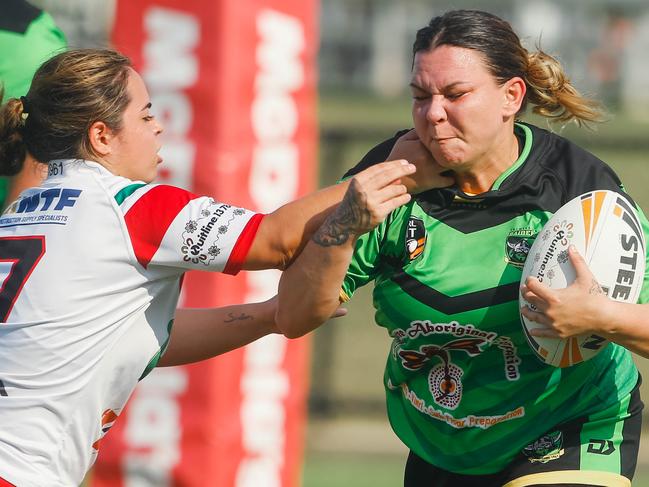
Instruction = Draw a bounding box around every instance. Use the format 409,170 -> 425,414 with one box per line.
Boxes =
341,122 -> 649,475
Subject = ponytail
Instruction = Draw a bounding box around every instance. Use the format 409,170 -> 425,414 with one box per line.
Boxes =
525,50 -> 603,126
0,91 -> 28,176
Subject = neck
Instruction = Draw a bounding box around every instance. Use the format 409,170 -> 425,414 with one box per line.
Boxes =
455,129 -> 520,194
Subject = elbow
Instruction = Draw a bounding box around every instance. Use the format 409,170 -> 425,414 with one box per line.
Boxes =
275,305 -> 325,339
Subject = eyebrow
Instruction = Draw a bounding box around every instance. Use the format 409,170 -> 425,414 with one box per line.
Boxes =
141,102 -> 152,111
409,81 -> 469,91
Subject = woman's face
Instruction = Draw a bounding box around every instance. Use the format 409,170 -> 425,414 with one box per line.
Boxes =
410,45 -> 519,173
109,68 -> 164,182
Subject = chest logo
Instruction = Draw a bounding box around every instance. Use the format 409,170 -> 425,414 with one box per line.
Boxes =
505,228 -> 536,269
405,217 -> 427,261
398,338 -> 486,410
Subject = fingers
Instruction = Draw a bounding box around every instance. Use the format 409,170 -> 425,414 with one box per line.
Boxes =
520,305 -> 552,327
520,285 -> 549,312
523,276 -> 556,303
528,327 -> 561,339
398,129 -> 420,141
568,245 -> 595,281
357,159 -> 415,187
330,306 -> 348,319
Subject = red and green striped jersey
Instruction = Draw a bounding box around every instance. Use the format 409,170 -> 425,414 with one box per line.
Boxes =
0,159 -> 262,485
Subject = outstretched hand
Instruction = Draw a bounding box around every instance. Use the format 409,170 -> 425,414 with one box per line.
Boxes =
387,129 -> 454,193
520,246 -> 609,339
315,159 -> 416,246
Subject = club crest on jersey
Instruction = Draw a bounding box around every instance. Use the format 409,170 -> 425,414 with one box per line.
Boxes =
505,228 -> 536,268
405,217 -> 427,261
398,337 -> 486,410
522,430 -> 565,464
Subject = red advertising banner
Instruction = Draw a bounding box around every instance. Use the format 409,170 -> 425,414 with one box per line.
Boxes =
93,1 -> 318,485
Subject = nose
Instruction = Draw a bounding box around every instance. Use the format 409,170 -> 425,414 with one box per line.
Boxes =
155,119 -> 164,135
426,94 -> 447,124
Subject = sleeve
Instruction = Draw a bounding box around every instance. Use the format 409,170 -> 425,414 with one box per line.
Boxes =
339,134 -> 411,299
341,227 -> 384,302
119,184 -> 263,275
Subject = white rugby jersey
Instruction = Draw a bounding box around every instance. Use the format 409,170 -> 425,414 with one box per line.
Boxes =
0,159 -> 262,486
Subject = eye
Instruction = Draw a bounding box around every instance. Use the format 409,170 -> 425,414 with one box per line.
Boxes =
446,92 -> 465,101
143,115 -> 155,122
411,91 -> 430,101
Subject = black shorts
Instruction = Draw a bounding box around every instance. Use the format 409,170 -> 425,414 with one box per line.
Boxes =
404,378 -> 643,487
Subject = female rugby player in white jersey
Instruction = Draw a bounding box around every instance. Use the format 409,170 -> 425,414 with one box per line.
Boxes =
0,48 -> 452,486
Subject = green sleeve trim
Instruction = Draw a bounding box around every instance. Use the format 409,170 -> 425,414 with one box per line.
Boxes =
138,319 -> 174,381
114,183 -> 146,205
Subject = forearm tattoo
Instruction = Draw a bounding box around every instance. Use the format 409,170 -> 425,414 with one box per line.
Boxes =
223,312 -> 253,323
313,180 -> 371,247
589,279 -> 605,295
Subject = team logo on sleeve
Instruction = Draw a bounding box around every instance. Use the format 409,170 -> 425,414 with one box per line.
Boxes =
405,217 -> 427,261
505,228 -> 536,268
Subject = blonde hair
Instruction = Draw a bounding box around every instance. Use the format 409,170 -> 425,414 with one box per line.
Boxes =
525,50 -> 603,125
0,48 -> 132,175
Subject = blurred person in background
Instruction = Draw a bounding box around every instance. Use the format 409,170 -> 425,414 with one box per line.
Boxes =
0,48 -> 451,486
0,0 -> 67,210
277,9 -> 649,487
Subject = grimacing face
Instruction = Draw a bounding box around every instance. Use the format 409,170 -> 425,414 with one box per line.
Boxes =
410,45 -> 521,175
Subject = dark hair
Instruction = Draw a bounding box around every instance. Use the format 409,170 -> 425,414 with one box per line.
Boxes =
413,10 -> 602,125
0,48 -> 132,176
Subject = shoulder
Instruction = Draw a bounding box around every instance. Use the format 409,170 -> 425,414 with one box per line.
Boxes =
342,129 -> 411,179
523,122 -> 624,199
0,0 -> 42,35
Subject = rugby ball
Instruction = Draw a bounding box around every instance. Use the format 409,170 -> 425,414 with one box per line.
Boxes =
520,190 -> 646,367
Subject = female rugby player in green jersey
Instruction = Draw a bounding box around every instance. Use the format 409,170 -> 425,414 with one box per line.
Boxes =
277,9 -> 649,487
0,48 -> 451,486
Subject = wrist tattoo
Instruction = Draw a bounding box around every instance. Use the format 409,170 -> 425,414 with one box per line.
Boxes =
589,279 -> 604,295
313,180 -> 370,247
224,312 -> 253,323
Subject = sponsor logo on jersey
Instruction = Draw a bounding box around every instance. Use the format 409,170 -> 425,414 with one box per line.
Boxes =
587,439 -> 616,455
92,409 -> 120,451
523,430 -> 564,463
405,217 -> 426,261
505,228 -> 536,268
180,202 -> 247,265
15,188 -> 82,213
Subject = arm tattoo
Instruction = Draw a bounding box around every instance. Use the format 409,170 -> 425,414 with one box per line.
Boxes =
223,312 -> 253,323
313,180 -> 371,247
589,279 -> 604,295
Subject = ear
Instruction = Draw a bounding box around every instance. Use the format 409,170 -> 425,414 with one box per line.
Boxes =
88,121 -> 115,157
502,77 -> 526,118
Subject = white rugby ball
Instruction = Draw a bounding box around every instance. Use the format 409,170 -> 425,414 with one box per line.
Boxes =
520,190 -> 646,367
